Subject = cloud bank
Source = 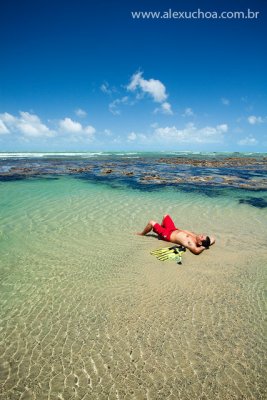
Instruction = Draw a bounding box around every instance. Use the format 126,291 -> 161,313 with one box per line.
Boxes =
0,112 -> 55,138
154,123 -> 228,143
0,112 -> 96,142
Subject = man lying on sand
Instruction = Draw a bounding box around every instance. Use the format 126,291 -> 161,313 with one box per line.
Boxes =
137,214 -> 215,255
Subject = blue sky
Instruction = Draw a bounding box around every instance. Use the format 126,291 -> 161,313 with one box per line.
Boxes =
0,0 -> 266,152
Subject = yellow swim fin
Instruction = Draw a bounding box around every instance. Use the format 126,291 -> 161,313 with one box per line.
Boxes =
150,245 -> 186,264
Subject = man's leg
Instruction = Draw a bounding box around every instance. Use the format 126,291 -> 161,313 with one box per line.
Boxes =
161,214 -> 177,230
137,220 -> 156,235
161,214 -> 169,227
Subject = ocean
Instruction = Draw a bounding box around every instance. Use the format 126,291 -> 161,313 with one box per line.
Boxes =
0,152 -> 266,399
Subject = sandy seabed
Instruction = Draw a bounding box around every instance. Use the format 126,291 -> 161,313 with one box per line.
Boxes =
0,177 -> 266,399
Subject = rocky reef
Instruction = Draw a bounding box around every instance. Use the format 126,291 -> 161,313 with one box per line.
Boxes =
0,156 -> 266,190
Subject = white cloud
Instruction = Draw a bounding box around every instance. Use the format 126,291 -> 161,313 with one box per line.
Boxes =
59,117 -> 95,137
182,107 -> 194,117
0,112 -> 16,123
128,132 -> 137,141
0,111 -> 54,138
100,82 -> 117,95
238,136 -> 258,146
109,96 -> 129,115
127,71 -> 168,103
101,83 -> 110,94
161,102 -> 172,114
126,131 -> 149,144
127,72 -> 142,92
165,102 -> 174,114
154,123 -> 228,143
0,111 -> 97,143
84,125 -> 96,136
221,98 -> 230,106
154,102 -> 173,115
75,108 -> 87,117
248,115 -> 264,125
0,120 -> 10,134
59,118 -> 83,133
205,124 -> 228,136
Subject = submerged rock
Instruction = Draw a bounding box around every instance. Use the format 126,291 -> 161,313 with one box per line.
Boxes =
239,197 -> 267,208
158,157 -> 267,168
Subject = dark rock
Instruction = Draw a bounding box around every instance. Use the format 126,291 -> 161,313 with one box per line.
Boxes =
239,197 -> 267,209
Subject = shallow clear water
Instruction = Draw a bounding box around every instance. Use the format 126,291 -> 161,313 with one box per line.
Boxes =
0,168 -> 266,399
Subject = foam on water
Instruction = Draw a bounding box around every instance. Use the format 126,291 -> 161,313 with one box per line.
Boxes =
0,152 -> 108,159
0,176 -> 266,399
0,151 -> 266,159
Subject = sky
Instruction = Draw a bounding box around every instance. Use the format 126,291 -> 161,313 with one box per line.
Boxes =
0,0 -> 266,152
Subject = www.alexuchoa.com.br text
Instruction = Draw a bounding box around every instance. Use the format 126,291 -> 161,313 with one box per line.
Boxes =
131,9 -> 260,20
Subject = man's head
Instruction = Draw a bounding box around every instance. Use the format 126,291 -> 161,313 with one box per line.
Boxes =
201,236 -> 211,248
196,233 -> 215,249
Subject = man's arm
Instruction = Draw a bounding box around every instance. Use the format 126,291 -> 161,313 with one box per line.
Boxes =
190,236 -> 215,254
185,240 -> 206,255
210,236 -> 216,245
182,236 -> 206,255
189,245 -> 206,255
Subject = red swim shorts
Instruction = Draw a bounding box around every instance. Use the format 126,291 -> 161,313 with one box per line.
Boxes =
153,214 -> 177,241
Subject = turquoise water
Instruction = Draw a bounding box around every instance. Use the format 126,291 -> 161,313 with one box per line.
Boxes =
0,156 -> 266,399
